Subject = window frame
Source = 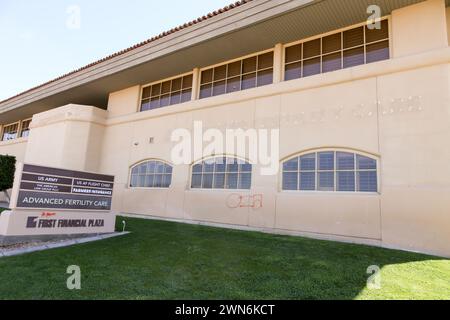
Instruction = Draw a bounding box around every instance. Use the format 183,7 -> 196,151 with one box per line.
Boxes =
189,155 -> 253,191
128,159 -> 174,190
19,118 -> 32,138
280,148 -> 380,194
138,71 -> 194,113
198,48 -> 275,100
282,16 -> 391,81
1,121 -> 20,142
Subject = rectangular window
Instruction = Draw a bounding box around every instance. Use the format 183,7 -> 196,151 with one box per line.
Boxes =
284,19 -> 390,81
299,153 -> 316,191
140,74 -> 193,112
200,51 -> 274,99
1,122 -> 19,141
20,119 -> 32,138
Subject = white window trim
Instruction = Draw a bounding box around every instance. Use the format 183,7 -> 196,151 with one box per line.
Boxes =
1,121 -> 20,142
189,155 -> 253,191
197,48 -> 275,99
279,148 -> 380,194
282,16 -> 391,81
138,71 -> 195,113
128,159 -> 174,189
19,118 -> 32,138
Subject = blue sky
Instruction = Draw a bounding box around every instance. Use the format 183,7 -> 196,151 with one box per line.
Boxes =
0,0 -> 232,101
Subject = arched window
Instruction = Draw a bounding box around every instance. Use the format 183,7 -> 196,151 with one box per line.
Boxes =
191,157 -> 252,190
130,160 -> 173,188
282,150 -> 378,192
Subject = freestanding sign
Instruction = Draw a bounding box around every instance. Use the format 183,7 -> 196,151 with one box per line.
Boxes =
0,163 -> 116,244
17,164 -> 114,211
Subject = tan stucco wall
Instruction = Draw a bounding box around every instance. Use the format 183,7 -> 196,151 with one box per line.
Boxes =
107,85 -> 140,118
446,7 -> 450,45
1,1 -> 450,257
392,0 -> 448,57
24,104 -> 107,172
97,52 -> 450,257
0,138 -> 27,162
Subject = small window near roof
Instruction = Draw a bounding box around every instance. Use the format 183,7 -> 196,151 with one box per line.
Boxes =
285,18 -> 390,81
1,123 -> 19,141
200,51 -> 274,100
140,74 -> 193,112
20,119 -> 32,138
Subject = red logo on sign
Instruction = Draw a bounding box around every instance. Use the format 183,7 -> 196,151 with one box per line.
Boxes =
41,212 -> 56,218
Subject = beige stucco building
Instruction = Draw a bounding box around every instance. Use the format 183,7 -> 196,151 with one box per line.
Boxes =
1,0 -> 450,257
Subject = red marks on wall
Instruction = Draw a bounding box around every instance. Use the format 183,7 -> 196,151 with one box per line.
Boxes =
226,194 -> 263,209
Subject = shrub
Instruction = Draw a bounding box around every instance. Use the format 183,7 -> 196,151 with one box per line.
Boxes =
0,155 -> 16,192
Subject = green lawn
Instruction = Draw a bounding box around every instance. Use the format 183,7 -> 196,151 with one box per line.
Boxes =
0,216 -> 449,300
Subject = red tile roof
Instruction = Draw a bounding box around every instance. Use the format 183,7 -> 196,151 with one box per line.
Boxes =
0,0 -> 254,105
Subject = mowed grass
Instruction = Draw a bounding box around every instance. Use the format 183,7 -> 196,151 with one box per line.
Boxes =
0,216 -> 449,300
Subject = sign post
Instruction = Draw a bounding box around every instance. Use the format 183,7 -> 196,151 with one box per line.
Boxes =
0,163 -> 116,244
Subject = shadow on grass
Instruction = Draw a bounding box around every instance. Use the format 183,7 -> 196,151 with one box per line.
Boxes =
0,216 -> 448,300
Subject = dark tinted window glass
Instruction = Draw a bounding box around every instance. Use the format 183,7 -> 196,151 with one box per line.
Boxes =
283,172 -> 298,190
357,155 -> 377,170
300,172 -> 316,191
212,80 -> 226,96
242,73 -> 256,90
303,39 -> 321,58
343,47 -> 365,68
140,99 -> 150,112
319,152 -> 334,170
303,57 -> 321,77
214,65 -> 227,81
358,171 -> 377,192
338,171 -> 355,192
366,20 -> 389,43
337,152 -> 355,170
343,27 -> 364,48
160,94 -> 170,107
182,75 -> 193,89
161,81 -> 171,94
322,52 -> 342,73
171,78 -> 182,91
300,154 -> 316,171
243,56 -> 257,73
283,157 -> 299,171
257,69 -> 273,87
258,52 -> 274,70
170,92 -> 181,105
181,89 -> 192,103
151,83 -> 161,97
286,44 -> 302,63
285,62 -> 301,81
366,41 -> 390,64
200,84 -> 212,99
318,172 -> 334,191
228,61 -> 241,77
226,77 -> 241,93
322,33 -> 341,54
201,69 -> 213,84
142,87 -> 151,99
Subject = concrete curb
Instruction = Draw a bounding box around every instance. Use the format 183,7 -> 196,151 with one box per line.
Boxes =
0,232 -> 130,258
